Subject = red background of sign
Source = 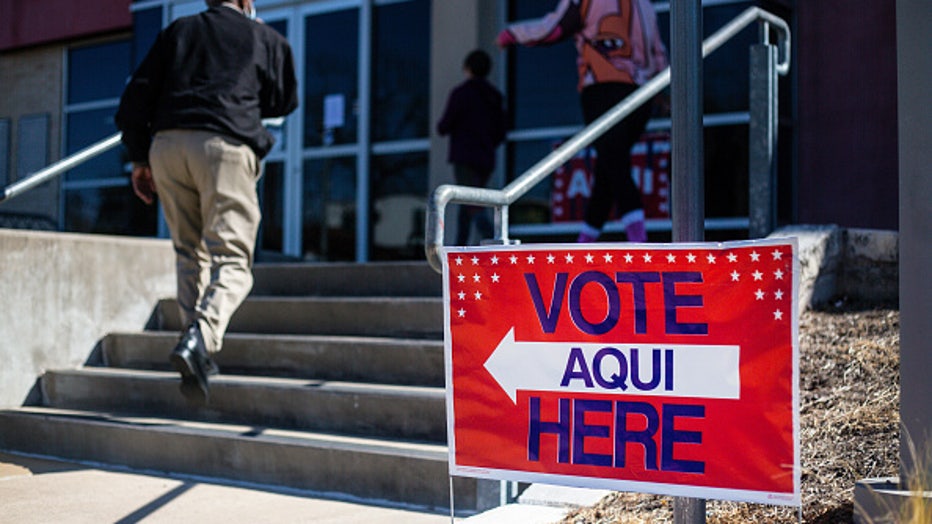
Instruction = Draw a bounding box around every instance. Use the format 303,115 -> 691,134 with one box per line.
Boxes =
445,243 -> 796,498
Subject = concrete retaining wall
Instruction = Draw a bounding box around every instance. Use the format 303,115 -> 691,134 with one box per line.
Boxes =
0,229 -> 174,408
770,225 -> 898,309
0,225 -> 898,409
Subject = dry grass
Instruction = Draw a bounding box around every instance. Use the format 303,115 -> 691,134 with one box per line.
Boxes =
560,299 -> 900,524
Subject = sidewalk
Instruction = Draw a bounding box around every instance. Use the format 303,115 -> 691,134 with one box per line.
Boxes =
0,452 -> 607,524
0,452 -> 455,524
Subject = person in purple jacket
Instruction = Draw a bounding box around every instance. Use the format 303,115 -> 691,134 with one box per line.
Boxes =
437,50 -> 507,246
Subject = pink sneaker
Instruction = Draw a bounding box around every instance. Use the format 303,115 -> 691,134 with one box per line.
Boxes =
577,224 -> 601,243
625,220 -> 647,242
577,231 -> 598,243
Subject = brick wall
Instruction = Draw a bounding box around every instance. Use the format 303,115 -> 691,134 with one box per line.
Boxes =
0,44 -> 63,220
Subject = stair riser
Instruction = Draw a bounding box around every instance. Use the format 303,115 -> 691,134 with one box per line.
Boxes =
252,262 -> 442,297
43,373 -> 447,442
102,333 -> 445,387
0,411 -> 476,511
157,298 -> 444,338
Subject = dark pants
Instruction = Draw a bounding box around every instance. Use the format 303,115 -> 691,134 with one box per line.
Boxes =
453,164 -> 494,245
580,82 -> 653,230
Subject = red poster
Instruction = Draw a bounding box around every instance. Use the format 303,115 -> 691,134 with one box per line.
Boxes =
551,133 -> 670,222
442,239 -> 800,505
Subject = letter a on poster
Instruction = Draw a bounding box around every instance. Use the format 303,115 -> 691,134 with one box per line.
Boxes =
441,239 -> 800,506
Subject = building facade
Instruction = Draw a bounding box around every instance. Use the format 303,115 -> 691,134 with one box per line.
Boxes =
0,0 -> 899,262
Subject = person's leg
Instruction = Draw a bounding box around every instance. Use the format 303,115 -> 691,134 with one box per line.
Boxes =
580,83 -> 652,242
579,85 -> 618,241
150,130 -> 217,402
149,131 -> 210,329
186,131 -> 261,355
453,164 -> 493,245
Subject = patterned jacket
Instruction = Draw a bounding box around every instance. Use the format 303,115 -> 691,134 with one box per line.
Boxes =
501,0 -> 668,90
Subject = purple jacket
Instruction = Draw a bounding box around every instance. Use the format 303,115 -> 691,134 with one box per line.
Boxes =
437,77 -> 507,173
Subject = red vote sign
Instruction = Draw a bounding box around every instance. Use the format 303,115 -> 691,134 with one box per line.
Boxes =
442,239 -> 800,506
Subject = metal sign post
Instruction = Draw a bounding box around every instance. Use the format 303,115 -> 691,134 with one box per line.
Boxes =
671,0 -> 706,522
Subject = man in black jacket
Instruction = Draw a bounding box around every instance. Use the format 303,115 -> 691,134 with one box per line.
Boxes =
115,0 -> 298,403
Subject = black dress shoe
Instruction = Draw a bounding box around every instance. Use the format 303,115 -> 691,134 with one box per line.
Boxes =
169,322 -> 217,404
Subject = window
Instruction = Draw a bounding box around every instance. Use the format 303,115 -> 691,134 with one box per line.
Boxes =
67,41 -> 132,105
508,0 -> 581,130
304,9 -> 359,147
131,7 -> 163,68
16,114 -> 49,180
63,38 -> 157,236
370,152 -> 428,259
303,156 -> 357,261
0,119 -> 10,187
372,0 -> 430,141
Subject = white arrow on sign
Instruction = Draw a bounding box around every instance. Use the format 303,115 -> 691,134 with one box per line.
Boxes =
483,328 -> 741,404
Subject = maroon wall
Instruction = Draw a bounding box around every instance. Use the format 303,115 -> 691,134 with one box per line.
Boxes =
0,0 -> 131,51
795,0 -> 899,229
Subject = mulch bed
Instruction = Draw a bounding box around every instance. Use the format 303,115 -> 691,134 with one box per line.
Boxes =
559,299 -> 900,524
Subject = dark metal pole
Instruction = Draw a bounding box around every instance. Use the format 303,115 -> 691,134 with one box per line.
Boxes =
896,0 -> 932,494
671,0 -> 706,521
671,0 -> 705,245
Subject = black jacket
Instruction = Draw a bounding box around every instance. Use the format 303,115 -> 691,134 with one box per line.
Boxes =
116,6 -> 298,162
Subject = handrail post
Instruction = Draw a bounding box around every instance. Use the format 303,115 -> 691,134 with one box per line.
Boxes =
748,40 -> 779,238
488,205 -> 514,245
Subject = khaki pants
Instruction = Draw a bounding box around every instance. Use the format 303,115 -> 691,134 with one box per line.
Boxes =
149,129 -> 261,354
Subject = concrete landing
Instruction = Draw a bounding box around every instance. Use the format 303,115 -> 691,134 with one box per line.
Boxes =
0,452 -> 455,524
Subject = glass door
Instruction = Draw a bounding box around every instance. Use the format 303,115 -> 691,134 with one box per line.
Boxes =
255,14 -> 297,261
301,3 -> 361,261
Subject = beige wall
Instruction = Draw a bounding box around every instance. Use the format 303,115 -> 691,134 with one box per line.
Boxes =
0,230 -> 175,408
0,43 -> 64,222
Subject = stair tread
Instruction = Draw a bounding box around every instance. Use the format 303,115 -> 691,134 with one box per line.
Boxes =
55,367 -> 445,397
2,406 -> 448,459
111,330 -> 444,345
218,296 -> 443,303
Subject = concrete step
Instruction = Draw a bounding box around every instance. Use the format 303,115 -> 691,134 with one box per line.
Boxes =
0,407 -> 479,512
99,331 -> 444,387
41,368 -> 447,442
155,297 -> 444,339
251,261 -> 441,297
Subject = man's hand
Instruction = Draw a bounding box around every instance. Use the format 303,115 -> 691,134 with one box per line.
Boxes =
131,163 -> 157,205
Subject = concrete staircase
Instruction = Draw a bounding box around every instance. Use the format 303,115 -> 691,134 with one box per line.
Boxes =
0,262 -> 485,513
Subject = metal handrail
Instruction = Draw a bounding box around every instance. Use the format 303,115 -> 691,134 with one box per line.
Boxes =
425,6 -> 791,272
0,132 -> 123,203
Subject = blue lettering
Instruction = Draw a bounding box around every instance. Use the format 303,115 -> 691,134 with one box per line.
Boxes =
569,271 -> 620,335
662,272 -> 708,335
615,272 -> 661,334
526,398 -> 705,473
630,348 -> 662,391
528,397 -> 571,463
560,347 -> 594,388
593,347 -> 628,390
615,401 -> 659,469
524,272 -> 568,333
524,270 -> 707,337
573,399 -> 613,466
661,404 -> 706,473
